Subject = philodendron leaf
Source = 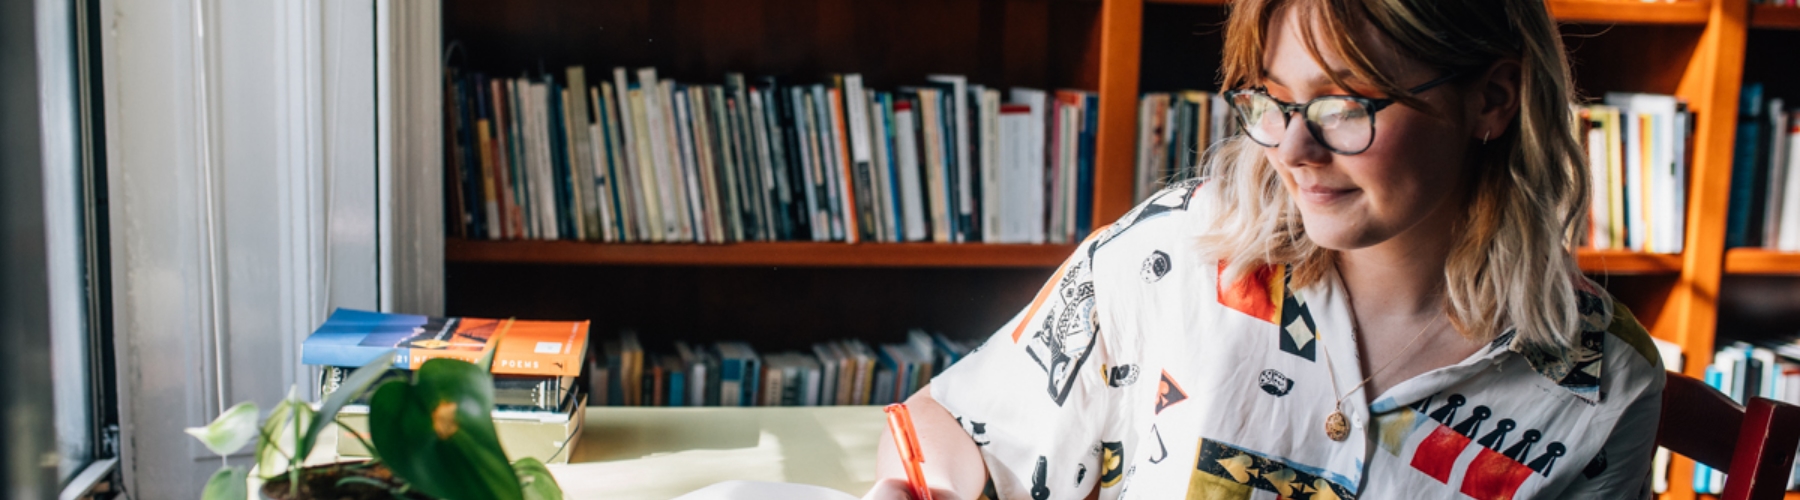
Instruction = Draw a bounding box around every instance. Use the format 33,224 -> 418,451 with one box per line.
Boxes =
371,358 -> 521,500
512,458 -> 563,500
200,466 -> 248,500
255,398 -> 315,477
301,349 -> 395,460
185,401 -> 259,457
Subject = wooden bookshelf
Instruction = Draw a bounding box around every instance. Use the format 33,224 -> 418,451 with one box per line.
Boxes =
1578,249 -> 1686,274
1725,248 -> 1800,274
1751,4 -> 1800,28
1547,0 -> 1713,25
446,238 -> 1077,268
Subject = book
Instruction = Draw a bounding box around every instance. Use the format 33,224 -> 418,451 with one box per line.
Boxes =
337,395 -> 587,464
300,309 -> 589,377
319,366 -> 576,412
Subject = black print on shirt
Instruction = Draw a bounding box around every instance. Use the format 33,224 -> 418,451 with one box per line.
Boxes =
1076,463 -> 1087,486
1155,370 -> 1188,414
1258,369 -> 1294,396
1147,424 -> 1169,464
1031,456 -> 1051,500
1141,250 -> 1172,283
1088,179 -> 1205,258
1100,441 -> 1125,487
1024,262 -> 1099,407
1108,364 -> 1140,387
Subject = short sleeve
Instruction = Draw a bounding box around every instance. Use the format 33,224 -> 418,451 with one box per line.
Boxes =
930,237 -> 1128,500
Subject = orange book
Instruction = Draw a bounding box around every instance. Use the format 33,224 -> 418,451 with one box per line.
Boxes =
302,309 -> 590,378
830,87 -> 861,243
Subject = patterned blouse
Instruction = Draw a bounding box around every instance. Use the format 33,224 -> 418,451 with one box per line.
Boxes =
931,180 -> 1666,500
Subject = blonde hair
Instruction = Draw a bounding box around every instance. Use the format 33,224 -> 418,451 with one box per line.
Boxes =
1200,0 -> 1590,354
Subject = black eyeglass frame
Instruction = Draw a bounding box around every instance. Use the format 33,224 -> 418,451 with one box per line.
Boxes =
1224,71 -> 1465,155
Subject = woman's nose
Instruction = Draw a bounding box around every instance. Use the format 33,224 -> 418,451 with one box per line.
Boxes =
1274,113 -> 1331,168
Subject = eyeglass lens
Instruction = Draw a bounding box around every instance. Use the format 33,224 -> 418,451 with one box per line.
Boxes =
1233,93 -> 1374,154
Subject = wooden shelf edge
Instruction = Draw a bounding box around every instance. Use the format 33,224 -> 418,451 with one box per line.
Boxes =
1548,0 -> 1711,25
1143,0 -> 1230,5
445,239 -> 1079,268
1724,248 -> 1800,275
1578,249 -> 1684,275
1752,4 -> 1800,29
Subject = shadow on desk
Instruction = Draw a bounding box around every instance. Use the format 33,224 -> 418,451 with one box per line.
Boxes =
555,406 -> 886,499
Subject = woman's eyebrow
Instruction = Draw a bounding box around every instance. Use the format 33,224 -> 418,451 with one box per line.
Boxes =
1261,68 -> 1360,89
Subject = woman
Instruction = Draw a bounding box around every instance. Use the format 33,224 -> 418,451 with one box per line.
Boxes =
868,0 -> 1665,498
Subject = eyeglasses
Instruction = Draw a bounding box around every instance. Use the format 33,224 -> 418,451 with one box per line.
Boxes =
1224,71 -> 1463,155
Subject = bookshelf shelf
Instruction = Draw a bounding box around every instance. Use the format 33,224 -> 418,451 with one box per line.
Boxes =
1547,0 -> 1712,25
1751,4 -> 1800,29
446,238 -> 1078,268
1577,249 -> 1685,275
1724,248 -> 1800,274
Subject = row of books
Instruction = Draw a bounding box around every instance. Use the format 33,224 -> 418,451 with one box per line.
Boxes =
1133,91 -> 1238,202
590,330 -> 977,408
443,64 -> 1102,246
302,309 -> 591,463
1726,83 -> 1800,251
1575,93 -> 1693,254
1668,340 -> 1800,493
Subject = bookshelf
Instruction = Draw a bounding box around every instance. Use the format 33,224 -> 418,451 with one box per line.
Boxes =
438,0 -> 1792,497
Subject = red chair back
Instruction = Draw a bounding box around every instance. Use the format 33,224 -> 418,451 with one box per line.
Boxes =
1658,370 -> 1800,500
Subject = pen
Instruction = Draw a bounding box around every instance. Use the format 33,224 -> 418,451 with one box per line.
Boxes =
885,403 -> 934,500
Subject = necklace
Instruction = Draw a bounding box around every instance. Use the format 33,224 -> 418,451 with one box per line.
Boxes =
1318,287 -> 1441,442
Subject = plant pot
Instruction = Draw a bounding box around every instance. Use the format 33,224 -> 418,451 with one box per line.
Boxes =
259,462 -> 435,500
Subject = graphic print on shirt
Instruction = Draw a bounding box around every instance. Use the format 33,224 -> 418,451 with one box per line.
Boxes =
954,415 -> 991,446
1032,456 -> 1052,500
1101,441 -> 1126,487
1156,370 -> 1189,414
1088,178 -> 1205,259
1107,364 -> 1141,387
1399,392 -> 1569,500
1148,424 -> 1170,464
1141,250 -> 1173,283
1189,439 -> 1359,500
1022,259 -> 1100,406
1258,369 -> 1294,396
1217,263 -> 1319,361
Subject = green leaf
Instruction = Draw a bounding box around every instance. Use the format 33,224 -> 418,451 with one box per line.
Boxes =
512,458 -> 563,500
255,398 -> 317,477
185,402 -> 260,457
200,466 -> 248,500
371,358 -> 521,500
301,349 -> 396,461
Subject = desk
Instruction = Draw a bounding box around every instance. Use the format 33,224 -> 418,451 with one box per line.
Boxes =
258,406 -> 888,499
552,406 -> 885,499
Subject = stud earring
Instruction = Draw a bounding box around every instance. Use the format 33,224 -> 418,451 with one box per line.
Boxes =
1482,129 -> 1491,145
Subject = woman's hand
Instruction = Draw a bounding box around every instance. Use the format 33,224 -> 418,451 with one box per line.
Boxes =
862,478 -> 963,500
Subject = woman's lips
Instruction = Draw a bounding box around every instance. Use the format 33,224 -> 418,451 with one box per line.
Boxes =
1298,185 -> 1359,205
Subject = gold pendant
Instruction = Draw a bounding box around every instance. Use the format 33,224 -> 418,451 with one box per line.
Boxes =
1325,410 -> 1350,441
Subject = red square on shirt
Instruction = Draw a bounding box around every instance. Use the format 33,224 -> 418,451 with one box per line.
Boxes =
1410,424 -> 1471,483
1460,447 -> 1534,500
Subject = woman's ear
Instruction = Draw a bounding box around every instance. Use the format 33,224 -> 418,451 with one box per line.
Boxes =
1472,58 -> 1523,141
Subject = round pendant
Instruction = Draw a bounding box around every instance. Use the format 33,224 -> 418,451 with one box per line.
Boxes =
1325,411 -> 1351,441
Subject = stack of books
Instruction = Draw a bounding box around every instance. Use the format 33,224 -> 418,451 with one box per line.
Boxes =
301,309 -> 591,464
444,65 -> 1100,245
1726,82 -> 1800,250
590,330 -> 975,408
1133,91 -> 1237,202
1673,340 -> 1800,494
1575,93 -> 1695,254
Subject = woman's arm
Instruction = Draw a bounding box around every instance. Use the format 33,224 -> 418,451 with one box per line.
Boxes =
867,385 -> 989,500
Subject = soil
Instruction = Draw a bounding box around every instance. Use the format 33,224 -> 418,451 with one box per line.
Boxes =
259,462 -> 435,500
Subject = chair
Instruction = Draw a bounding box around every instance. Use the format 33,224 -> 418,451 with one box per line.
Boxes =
1658,370 -> 1800,500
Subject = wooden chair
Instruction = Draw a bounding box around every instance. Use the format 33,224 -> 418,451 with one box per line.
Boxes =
1658,370 -> 1800,500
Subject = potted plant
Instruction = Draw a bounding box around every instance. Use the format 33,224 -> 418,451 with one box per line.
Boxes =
186,342 -> 563,500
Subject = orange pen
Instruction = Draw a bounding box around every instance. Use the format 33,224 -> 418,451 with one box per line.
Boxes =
885,403 -> 934,500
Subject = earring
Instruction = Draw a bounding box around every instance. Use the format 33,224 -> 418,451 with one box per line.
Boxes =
1482,129 -> 1490,145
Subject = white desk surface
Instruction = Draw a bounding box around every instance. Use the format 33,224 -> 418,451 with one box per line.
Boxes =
258,405 -> 885,499
552,406 -> 886,499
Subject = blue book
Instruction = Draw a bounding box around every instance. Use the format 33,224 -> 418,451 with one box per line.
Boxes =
1727,83 -> 1766,248
1075,91 -> 1100,237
